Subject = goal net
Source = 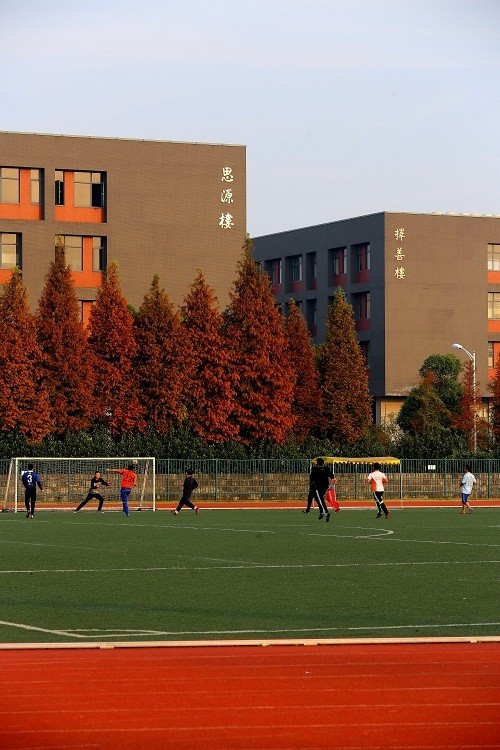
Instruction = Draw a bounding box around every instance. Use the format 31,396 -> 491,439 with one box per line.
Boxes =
5,457 -> 156,513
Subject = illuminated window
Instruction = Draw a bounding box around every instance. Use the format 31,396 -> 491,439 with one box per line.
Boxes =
488,342 -> 494,368
488,293 -> 500,319
30,169 -> 42,204
488,244 -> 500,271
60,236 -> 83,271
0,168 -> 20,203
74,171 -> 105,207
0,233 -> 21,268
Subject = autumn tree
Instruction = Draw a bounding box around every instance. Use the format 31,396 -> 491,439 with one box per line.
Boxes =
181,270 -> 238,443
88,261 -> 145,435
134,275 -> 186,434
224,237 -> 295,444
35,244 -> 95,435
319,287 -> 372,444
419,354 -> 463,414
489,353 -> 500,446
451,359 -> 479,451
0,270 -> 51,443
284,299 -> 323,441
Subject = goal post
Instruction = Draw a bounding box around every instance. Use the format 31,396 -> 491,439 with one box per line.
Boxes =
11,457 -> 156,513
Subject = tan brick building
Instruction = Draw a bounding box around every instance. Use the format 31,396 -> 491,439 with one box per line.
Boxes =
253,212 -> 500,422
0,131 -> 246,323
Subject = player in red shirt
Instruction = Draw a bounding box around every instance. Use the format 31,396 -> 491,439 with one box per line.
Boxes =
109,464 -> 137,516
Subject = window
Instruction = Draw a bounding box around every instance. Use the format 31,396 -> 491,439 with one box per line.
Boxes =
488,244 -> 500,271
291,255 -> 302,283
92,237 -> 107,271
488,342 -> 494,369
306,299 -> 317,329
488,292 -> 500,319
60,236 -> 83,271
74,171 -> 105,207
0,167 -> 20,203
360,341 -> 371,368
30,169 -> 42,204
55,170 -> 64,205
354,243 -> 370,272
0,233 -> 21,268
354,292 -> 370,320
333,247 -> 347,276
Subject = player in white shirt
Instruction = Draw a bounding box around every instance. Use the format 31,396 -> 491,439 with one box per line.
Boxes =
459,465 -> 476,515
367,462 -> 390,518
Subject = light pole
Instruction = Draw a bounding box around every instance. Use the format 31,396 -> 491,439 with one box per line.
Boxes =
452,343 -> 477,452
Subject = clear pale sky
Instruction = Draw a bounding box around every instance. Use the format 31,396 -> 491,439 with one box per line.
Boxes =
3,0 -> 499,236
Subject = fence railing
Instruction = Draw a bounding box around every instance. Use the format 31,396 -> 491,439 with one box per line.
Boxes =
2,458 -> 500,509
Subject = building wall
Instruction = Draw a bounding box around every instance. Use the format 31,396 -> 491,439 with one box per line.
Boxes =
0,132 -> 246,311
253,212 -> 500,410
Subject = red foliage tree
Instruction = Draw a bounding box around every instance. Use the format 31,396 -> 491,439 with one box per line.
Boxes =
0,270 -> 51,443
88,262 -> 145,435
451,360 -> 479,450
284,299 -> 323,441
135,276 -> 186,434
319,287 -> 372,444
35,244 -> 96,435
182,271 -> 238,443
224,238 -> 295,444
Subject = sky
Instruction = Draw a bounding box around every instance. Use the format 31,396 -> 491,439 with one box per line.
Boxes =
2,0 -> 500,236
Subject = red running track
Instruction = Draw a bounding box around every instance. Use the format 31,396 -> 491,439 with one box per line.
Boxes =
0,642 -> 499,749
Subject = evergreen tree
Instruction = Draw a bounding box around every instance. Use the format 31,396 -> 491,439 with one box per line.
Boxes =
224,237 -> 295,444
320,287 -> 372,444
35,244 -> 95,435
135,276 -> 186,434
419,354 -> 463,414
88,262 -> 145,435
397,372 -> 452,434
284,299 -> 323,441
0,270 -> 51,443
182,271 -> 238,443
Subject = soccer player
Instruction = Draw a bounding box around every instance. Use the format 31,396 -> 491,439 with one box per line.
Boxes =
367,462 -> 390,518
307,458 -> 333,522
171,468 -> 199,515
459,465 -> 476,514
109,464 -> 137,516
21,463 -> 43,518
75,470 -> 110,512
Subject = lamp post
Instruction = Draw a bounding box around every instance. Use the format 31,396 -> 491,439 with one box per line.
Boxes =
452,343 -> 477,452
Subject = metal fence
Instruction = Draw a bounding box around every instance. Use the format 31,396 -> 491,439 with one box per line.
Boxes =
2,458 -> 500,508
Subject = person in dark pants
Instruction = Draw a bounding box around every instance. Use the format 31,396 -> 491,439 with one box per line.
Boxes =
109,464 -> 138,516
171,468 -> 199,515
75,470 -> 110,512
21,463 -> 43,518
305,458 -> 333,522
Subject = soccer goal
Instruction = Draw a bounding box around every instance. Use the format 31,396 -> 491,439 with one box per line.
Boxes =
6,457 -> 156,513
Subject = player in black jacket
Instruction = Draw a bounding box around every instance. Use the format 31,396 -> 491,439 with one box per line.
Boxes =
75,471 -> 110,512
305,458 -> 333,522
171,468 -> 199,515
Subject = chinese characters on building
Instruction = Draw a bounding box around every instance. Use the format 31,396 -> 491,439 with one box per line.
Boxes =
394,227 -> 406,279
219,166 -> 234,229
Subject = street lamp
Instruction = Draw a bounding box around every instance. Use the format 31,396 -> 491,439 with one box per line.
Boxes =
452,343 -> 477,452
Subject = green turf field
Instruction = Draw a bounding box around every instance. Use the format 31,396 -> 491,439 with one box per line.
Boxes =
0,507 -> 498,643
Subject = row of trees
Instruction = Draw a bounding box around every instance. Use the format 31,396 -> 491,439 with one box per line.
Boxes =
1,235 -> 498,459
0,237 -> 372,453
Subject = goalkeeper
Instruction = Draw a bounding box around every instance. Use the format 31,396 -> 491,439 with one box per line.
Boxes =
75,470 -> 110,512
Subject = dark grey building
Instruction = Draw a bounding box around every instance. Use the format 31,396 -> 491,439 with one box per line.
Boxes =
253,212 -> 500,423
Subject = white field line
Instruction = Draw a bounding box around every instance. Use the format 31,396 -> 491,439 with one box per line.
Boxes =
0,558 -> 499,575
1,618 -> 499,641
